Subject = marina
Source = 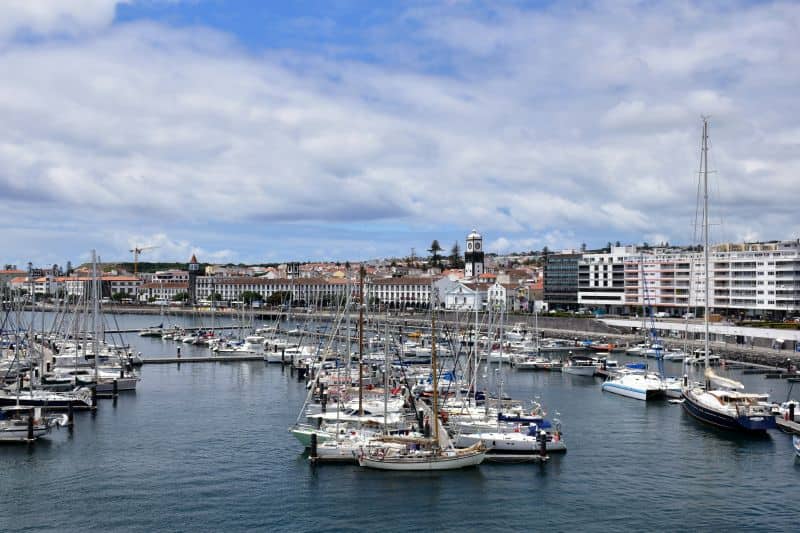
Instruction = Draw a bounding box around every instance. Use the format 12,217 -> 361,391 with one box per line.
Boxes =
2,0 -> 800,529
3,299 -> 800,530
2,311 -> 799,530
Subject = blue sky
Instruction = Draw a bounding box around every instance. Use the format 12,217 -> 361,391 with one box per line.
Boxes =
1,1 -> 799,267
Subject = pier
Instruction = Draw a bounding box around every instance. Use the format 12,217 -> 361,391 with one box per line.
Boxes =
141,355 -> 265,364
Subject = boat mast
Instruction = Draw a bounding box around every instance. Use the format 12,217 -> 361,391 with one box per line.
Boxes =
702,118 -> 710,371
92,250 -> 99,384
358,266 -> 364,417
473,287 -> 479,402
384,308 -> 389,433
431,290 -> 439,448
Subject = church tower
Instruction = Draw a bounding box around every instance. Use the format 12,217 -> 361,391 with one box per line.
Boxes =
188,254 -> 199,305
464,229 -> 484,279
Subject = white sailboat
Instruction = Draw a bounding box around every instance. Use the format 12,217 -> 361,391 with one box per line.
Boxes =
0,407 -> 69,442
358,294 -> 486,470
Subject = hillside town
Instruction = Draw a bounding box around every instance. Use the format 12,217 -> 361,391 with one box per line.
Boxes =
3,229 -> 799,321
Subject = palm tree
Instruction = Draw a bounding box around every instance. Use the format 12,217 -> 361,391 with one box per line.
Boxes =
449,241 -> 462,268
428,240 -> 443,267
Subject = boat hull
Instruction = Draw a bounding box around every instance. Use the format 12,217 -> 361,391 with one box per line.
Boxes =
601,381 -> 665,401
681,391 -> 776,432
358,449 -> 485,470
562,366 -> 596,377
455,433 -> 566,453
0,425 -> 49,442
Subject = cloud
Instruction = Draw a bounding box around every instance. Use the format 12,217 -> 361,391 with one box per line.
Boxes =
1,1 -> 799,264
0,0 -> 126,41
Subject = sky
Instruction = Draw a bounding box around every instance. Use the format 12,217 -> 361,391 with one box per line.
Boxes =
1,0 -> 799,267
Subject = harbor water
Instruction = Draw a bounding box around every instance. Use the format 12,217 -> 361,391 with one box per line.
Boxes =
1,314 -> 798,532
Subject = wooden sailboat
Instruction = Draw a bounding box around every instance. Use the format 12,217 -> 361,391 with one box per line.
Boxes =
357,292 -> 486,470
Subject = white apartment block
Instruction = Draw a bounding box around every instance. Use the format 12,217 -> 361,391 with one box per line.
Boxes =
618,240 -> 800,318
577,246 -> 637,312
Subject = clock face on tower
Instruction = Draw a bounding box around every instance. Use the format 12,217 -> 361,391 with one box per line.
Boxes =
467,243 -> 473,251
475,242 -> 481,251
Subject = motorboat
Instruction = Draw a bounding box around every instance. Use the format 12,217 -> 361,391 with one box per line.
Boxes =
138,325 -> 164,337
561,355 -> 597,377
455,424 -> 566,453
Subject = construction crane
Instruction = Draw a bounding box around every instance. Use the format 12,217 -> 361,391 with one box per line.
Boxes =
129,245 -> 160,276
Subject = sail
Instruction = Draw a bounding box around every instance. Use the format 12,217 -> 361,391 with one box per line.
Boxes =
705,368 -> 744,390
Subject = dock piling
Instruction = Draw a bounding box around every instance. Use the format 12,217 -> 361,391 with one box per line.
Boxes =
27,408 -> 34,442
310,433 -> 318,464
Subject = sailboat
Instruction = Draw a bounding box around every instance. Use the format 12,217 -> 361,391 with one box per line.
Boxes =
681,118 -> 776,432
0,406 -> 69,442
357,294 -> 486,470
603,262 -> 670,401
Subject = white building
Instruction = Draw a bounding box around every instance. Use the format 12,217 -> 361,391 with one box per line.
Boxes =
445,282 -> 489,311
577,246 -> 638,313
487,282 -> 524,311
620,240 -> 800,318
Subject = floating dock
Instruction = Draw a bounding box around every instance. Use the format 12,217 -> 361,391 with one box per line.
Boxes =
142,355 -> 265,364
776,417 -> 800,435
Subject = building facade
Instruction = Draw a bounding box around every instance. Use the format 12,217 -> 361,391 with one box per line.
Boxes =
544,252 -> 581,310
577,246 -> 636,314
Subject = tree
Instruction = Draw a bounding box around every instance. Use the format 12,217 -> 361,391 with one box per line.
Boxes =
209,292 -> 223,302
240,291 -> 262,305
111,292 -> 127,302
449,241 -> 462,268
615,240 -> 621,247
266,291 -> 291,306
580,243 -> 587,252
428,240 -> 443,267
172,292 -> 189,302
542,246 -> 550,257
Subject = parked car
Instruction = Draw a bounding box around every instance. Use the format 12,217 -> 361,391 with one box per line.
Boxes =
682,312 -> 696,319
